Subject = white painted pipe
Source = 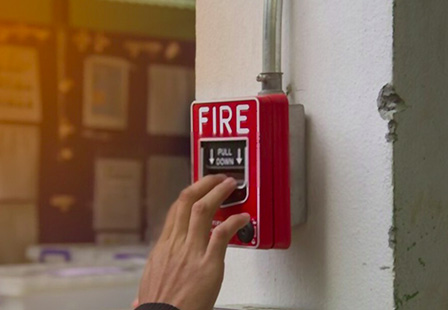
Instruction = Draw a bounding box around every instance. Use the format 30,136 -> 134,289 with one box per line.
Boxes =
263,0 -> 282,73
259,0 -> 283,94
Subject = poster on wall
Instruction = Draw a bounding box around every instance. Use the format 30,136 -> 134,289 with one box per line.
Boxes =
0,45 -> 42,122
0,124 -> 39,201
83,56 -> 130,130
146,155 -> 190,241
93,158 -> 142,230
147,65 -> 195,136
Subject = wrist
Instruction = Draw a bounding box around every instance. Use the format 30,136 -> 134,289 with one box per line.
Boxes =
136,303 -> 180,310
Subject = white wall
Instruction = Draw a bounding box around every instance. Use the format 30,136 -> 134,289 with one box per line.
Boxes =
196,1 -> 394,309
393,0 -> 448,308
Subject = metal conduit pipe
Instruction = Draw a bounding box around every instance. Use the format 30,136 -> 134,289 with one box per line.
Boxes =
257,0 -> 284,94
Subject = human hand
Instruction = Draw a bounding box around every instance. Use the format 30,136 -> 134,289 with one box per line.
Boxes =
138,174 -> 250,310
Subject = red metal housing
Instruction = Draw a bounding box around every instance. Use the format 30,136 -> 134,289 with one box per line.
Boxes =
191,94 -> 290,249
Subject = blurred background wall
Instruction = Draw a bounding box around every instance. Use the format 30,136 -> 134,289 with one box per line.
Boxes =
0,0 -> 195,264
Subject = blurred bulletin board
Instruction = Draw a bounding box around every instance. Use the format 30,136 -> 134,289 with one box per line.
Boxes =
38,28 -> 195,243
0,45 -> 42,122
0,124 -> 39,201
146,155 -> 190,241
93,158 -> 142,231
83,56 -> 131,130
0,23 -> 54,206
147,64 -> 194,136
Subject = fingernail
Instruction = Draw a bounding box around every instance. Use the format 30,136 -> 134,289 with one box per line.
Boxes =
241,213 -> 251,221
224,177 -> 237,186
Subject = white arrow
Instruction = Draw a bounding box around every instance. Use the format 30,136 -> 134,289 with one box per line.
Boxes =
209,149 -> 215,164
236,148 -> 242,164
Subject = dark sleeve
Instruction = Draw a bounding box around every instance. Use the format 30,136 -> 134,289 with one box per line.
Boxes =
136,303 -> 179,310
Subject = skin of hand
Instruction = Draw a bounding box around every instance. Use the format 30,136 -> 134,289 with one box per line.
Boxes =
138,174 -> 250,310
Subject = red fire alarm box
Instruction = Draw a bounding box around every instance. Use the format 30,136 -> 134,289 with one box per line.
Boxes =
191,94 -> 291,249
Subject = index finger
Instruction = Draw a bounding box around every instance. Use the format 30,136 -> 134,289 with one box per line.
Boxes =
185,177 -> 237,251
166,174 -> 227,240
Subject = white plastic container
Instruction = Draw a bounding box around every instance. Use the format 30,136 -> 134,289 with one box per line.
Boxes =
0,261 -> 144,310
26,244 -> 151,264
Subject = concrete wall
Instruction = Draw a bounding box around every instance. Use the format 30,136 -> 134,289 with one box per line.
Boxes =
197,1 -> 394,309
393,0 -> 448,309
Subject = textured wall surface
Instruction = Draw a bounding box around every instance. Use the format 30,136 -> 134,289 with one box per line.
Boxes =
196,1 -> 394,309
393,0 -> 448,308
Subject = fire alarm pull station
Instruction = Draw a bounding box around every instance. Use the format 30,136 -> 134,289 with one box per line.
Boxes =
191,94 -> 304,249
191,0 -> 306,249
